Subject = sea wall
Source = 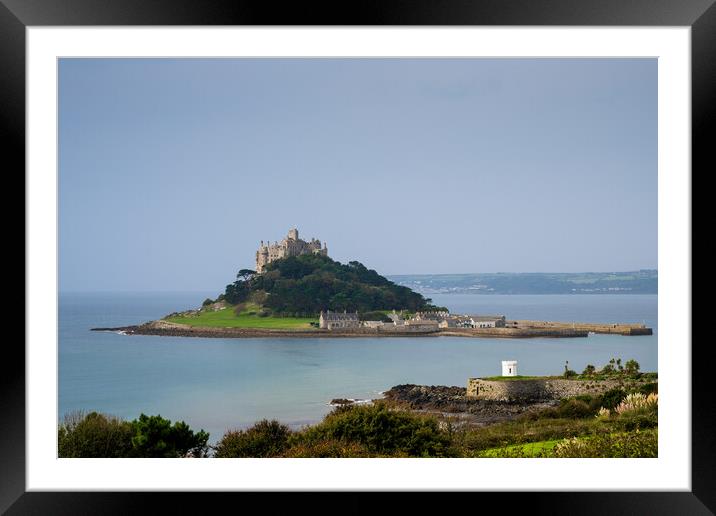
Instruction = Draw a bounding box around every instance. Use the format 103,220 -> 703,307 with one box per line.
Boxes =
466,378 -> 623,401
439,327 -> 588,338
509,320 -> 653,336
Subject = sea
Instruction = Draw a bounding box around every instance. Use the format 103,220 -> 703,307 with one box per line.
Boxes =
59,292 -> 657,443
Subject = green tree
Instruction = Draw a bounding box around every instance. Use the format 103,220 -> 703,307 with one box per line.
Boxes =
237,269 -> 256,282
624,359 -> 640,375
58,411 -> 133,458
582,364 -> 596,376
129,414 -> 209,458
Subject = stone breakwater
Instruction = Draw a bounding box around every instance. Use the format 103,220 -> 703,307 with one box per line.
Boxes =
467,378 -> 630,402
439,327 -> 588,338
509,320 -> 653,336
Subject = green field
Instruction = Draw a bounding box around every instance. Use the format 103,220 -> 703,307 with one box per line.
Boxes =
480,375 -> 561,381
477,439 -> 560,457
165,303 -> 317,329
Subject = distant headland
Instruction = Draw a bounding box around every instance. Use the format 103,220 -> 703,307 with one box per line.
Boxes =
92,227 -> 653,339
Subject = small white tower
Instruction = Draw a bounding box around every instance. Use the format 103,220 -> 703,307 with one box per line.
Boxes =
502,360 -> 518,377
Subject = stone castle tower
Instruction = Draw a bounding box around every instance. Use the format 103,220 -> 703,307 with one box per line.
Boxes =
255,228 -> 328,273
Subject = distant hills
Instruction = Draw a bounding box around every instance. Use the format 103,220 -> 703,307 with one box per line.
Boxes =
387,270 -> 657,295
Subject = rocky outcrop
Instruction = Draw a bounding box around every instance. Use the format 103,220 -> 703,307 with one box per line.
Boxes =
381,384 -> 556,425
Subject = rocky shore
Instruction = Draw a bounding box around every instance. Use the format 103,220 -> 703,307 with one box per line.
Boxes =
379,384 -> 558,426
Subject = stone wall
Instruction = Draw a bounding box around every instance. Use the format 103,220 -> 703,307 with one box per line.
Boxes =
466,378 -> 624,401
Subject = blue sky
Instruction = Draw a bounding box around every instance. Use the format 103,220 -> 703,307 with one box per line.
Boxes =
59,58 -> 657,292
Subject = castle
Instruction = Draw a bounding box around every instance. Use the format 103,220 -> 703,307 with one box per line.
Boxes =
255,228 -> 328,273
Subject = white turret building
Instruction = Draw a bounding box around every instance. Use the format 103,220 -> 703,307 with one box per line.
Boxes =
502,360 -> 518,377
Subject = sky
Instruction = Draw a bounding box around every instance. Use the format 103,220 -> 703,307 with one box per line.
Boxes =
59,58 -> 657,293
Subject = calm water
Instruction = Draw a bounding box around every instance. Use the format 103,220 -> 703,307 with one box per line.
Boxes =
59,292 -> 657,442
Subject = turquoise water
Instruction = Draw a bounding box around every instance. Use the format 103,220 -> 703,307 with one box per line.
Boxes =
59,292 -> 657,442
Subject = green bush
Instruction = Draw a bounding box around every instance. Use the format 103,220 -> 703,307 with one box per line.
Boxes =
582,364 -> 596,376
58,411 -> 133,458
282,438 -> 372,458
556,399 -> 593,418
552,429 -> 657,458
129,414 -> 210,457
599,388 -> 627,411
637,382 -> 658,396
58,411 -> 208,458
299,403 -> 452,457
214,420 -> 291,458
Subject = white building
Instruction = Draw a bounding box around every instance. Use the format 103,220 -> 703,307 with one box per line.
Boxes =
502,360 -> 518,377
469,315 -> 506,328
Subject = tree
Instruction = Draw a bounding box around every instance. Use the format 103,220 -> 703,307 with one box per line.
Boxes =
624,359 -> 640,375
129,414 -> 209,458
582,364 -> 596,376
563,360 -> 577,378
237,269 -> 256,283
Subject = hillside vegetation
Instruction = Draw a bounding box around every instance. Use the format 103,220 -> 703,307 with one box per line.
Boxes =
215,254 -> 443,317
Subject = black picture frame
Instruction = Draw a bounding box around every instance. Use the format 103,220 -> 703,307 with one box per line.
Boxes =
5,0 -> 708,513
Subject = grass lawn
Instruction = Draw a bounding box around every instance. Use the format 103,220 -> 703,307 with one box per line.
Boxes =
165,303 -> 317,329
480,375 -> 561,381
477,439 -> 561,458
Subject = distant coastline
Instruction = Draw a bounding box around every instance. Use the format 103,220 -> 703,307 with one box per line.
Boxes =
388,270 -> 658,295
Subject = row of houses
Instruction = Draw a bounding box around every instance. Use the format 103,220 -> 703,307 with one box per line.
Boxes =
318,310 -> 506,331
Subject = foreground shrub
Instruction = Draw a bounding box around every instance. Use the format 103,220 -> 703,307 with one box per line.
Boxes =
555,399 -> 594,419
58,411 -> 133,458
214,419 -> 291,458
129,414 -> 210,457
614,393 -> 658,416
613,410 -> 658,431
58,411 -> 209,458
552,429 -> 657,458
299,403 -> 452,457
282,438 -> 373,458
637,382 -> 658,396
599,388 -> 627,411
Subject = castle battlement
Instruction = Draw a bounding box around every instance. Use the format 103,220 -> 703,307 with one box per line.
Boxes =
256,228 -> 328,273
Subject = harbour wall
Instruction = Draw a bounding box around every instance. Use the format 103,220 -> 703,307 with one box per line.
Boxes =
509,320 -> 653,336
466,378 -> 624,401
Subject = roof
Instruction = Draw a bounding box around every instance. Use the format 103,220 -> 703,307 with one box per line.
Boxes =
321,311 -> 359,321
405,319 -> 439,325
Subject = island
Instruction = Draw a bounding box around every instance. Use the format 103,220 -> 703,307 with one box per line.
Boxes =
92,227 -> 652,339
